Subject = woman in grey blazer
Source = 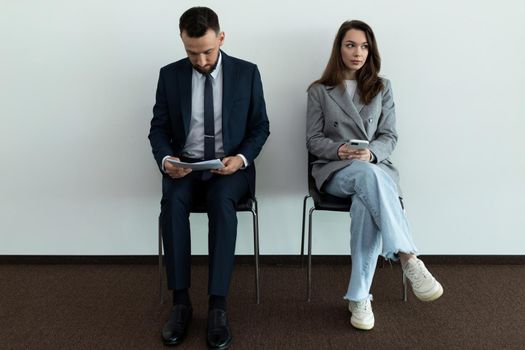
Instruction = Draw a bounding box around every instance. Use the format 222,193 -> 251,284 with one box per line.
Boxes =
306,20 -> 443,331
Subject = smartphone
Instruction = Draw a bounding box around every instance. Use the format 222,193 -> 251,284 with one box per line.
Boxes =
346,139 -> 369,150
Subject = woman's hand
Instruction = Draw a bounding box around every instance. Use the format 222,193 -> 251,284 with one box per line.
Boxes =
337,144 -> 371,162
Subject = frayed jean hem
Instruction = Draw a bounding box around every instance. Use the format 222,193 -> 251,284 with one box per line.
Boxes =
344,293 -> 373,303
382,249 -> 419,262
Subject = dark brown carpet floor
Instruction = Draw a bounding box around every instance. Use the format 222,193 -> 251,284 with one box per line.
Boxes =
1,262 -> 524,349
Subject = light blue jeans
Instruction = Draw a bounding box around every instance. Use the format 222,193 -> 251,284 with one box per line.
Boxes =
324,160 -> 418,302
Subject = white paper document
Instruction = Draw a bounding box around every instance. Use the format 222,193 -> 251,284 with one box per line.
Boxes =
166,158 -> 224,171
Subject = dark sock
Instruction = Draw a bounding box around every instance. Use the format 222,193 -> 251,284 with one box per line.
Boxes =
173,288 -> 191,306
209,295 -> 227,311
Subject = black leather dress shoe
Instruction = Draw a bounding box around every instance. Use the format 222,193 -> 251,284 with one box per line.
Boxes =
207,308 -> 232,349
161,304 -> 193,346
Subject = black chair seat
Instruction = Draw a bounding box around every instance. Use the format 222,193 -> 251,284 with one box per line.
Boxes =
307,154 -> 351,212
310,191 -> 350,212
190,197 -> 254,213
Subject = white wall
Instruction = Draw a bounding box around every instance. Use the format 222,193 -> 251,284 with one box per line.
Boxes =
1,0 -> 524,255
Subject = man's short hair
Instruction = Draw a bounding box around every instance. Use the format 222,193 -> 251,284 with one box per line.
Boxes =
179,7 -> 220,37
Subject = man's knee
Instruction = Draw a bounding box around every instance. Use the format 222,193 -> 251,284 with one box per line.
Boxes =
207,174 -> 248,208
207,189 -> 237,212
161,179 -> 193,213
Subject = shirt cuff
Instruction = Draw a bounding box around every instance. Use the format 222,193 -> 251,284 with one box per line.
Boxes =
161,155 -> 171,173
237,154 -> 248,168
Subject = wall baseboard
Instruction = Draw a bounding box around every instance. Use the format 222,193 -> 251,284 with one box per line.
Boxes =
1,255 -> 524,265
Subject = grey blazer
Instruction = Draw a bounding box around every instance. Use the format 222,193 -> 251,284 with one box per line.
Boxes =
306,78 -> 402,196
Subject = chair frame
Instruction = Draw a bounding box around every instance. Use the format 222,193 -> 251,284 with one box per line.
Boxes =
158,197 -> 260,305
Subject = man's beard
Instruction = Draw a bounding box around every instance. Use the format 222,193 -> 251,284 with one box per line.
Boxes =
193,55 -> 219,75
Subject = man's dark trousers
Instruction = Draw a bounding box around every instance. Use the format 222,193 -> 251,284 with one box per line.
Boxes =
161,167 -> 251,296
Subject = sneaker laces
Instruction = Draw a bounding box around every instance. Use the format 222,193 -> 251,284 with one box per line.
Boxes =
353,301 -> 367,312
350,296 -> 373,313
404,259 -> 431,289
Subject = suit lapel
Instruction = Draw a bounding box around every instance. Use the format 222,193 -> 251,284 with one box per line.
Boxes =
221,51 -> 236,148
327,85 -> 367,137
178,59 -> 193,136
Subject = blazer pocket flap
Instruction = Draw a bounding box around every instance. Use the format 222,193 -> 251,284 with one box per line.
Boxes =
311,159 -> 328,165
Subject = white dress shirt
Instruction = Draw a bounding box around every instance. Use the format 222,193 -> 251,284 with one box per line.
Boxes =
183,53 -> 225,159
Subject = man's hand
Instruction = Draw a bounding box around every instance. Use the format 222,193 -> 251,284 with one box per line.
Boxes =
211,156 -> 244,176
337,144 -> 371,162
164,156 -> 192,179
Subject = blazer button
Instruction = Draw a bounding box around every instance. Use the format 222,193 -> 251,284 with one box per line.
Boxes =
333,121 -> 338,127
369,118 -> 373,123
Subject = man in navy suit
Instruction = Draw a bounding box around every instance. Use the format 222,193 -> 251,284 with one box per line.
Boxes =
148,6 -> 269,349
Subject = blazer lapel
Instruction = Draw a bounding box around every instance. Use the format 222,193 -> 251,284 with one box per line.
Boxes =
178,59 -> 193,136
327,85 -> 367,137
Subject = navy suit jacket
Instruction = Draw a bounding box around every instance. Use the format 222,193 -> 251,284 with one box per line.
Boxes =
148,51 -> 270,195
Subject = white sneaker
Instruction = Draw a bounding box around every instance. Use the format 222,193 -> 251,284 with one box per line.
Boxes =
403,258 -> 443,302
348,298 -> 374,330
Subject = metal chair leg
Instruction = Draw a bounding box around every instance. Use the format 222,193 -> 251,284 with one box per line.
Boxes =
252,199 -> 260,304
158,216 -> 164,304
402,269 -> 408,302
300,195 -> 311,267
307,207 -> 315,302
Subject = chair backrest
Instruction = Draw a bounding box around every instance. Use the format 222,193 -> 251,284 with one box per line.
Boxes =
307,152 -> 351,211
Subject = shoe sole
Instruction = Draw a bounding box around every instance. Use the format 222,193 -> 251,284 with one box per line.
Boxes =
162,329 -> 190,347
162,334 -> 186,346
415,282 -> 444,302
207,336 -> 232,350
351,318 -> 374,331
